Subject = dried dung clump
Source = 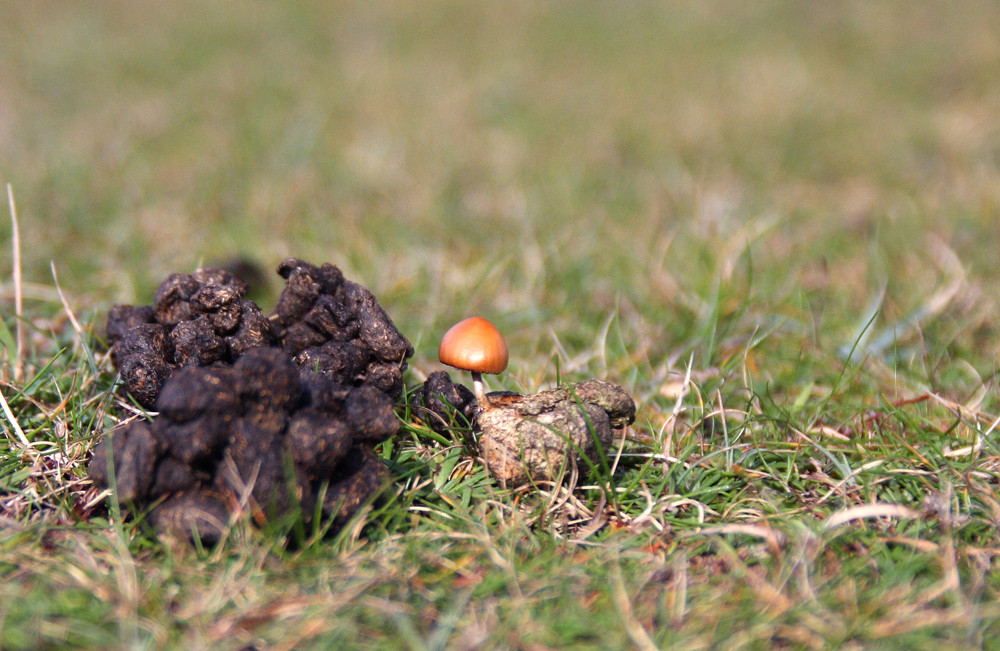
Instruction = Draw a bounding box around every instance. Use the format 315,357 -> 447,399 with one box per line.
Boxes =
96,259 -> 413,541
106,268 -> 273,409
269,258 -> 414,400
90,347 -> 397,543
106,259 -> 414,408
476,380 -> 636,487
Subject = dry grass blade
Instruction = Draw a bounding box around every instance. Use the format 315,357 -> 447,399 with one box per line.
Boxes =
6,184 -> 24,383
682,523 -> 786,554
0,382 -> 29,450
822,504 -> 922,530
609,554 -> 659,651
50,262 -> 86,341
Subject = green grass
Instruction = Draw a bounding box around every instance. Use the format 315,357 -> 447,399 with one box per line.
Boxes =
3,1 -> 1000,648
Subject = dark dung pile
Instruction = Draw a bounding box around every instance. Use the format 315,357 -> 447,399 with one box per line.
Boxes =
91,347 -> 398,543
96,259 -> 413,541
106,258 -> 414,410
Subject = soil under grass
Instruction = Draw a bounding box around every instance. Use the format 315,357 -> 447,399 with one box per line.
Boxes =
2,2 -> 1000,649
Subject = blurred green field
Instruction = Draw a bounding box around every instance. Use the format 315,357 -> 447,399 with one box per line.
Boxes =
2,2 -> 1000,648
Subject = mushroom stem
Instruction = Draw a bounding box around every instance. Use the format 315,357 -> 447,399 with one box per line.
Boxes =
471,371 -> 487,404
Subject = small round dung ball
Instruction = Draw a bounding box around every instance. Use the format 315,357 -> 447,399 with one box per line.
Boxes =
345,385 -> 400,444
147,488 -> 234,545
112,323 -> 176,409
363,362 -> 406,400
410,371 -> 477,435
297,371 -> 351,417
170,317 -> 228,367
155,414 -> 233,466
191,283 -> 243,334
153,268 -> 247,327
234,346 -> 303,415
286,410 -> 354,477
293,340 -> 370,382
89,420 -> 162,503
152,273 -> 202,327
272,259 -> 340,327
295,374 -> 399,444
106,305 -> 155,346
148,455 -> 202,496
156,366 -> 240,422
226,301 -> 273,358
320,445 -> 390,524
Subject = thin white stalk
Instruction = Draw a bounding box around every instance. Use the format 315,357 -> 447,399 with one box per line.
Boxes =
471,371 -> 486,403
7,184 -> 24,383
0,383 -> 29,449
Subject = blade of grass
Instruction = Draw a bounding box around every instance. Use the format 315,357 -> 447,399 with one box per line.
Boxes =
6,184 -> 24,384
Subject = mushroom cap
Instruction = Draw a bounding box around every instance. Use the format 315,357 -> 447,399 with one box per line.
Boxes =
439,317 -> 508,374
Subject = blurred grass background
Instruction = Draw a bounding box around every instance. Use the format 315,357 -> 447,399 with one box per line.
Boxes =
3,1 -> 998,382
4,2 -> 1000,647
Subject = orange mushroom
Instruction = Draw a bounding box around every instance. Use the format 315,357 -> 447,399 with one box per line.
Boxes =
438,316 -> 508,403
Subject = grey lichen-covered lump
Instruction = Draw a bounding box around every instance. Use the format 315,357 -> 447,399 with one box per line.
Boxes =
476,380 -> 637,488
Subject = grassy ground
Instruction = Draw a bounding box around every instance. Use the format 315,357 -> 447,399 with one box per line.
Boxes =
2,1 -> 1000,648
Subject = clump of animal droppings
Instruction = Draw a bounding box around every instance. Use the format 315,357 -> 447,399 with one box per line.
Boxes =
106,268 -> 273,409
409,371 -> 478,436
269,258 -> 414,400
106,259 -> 415,409
89,347 -> 397,544
475,380 -> 636,488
